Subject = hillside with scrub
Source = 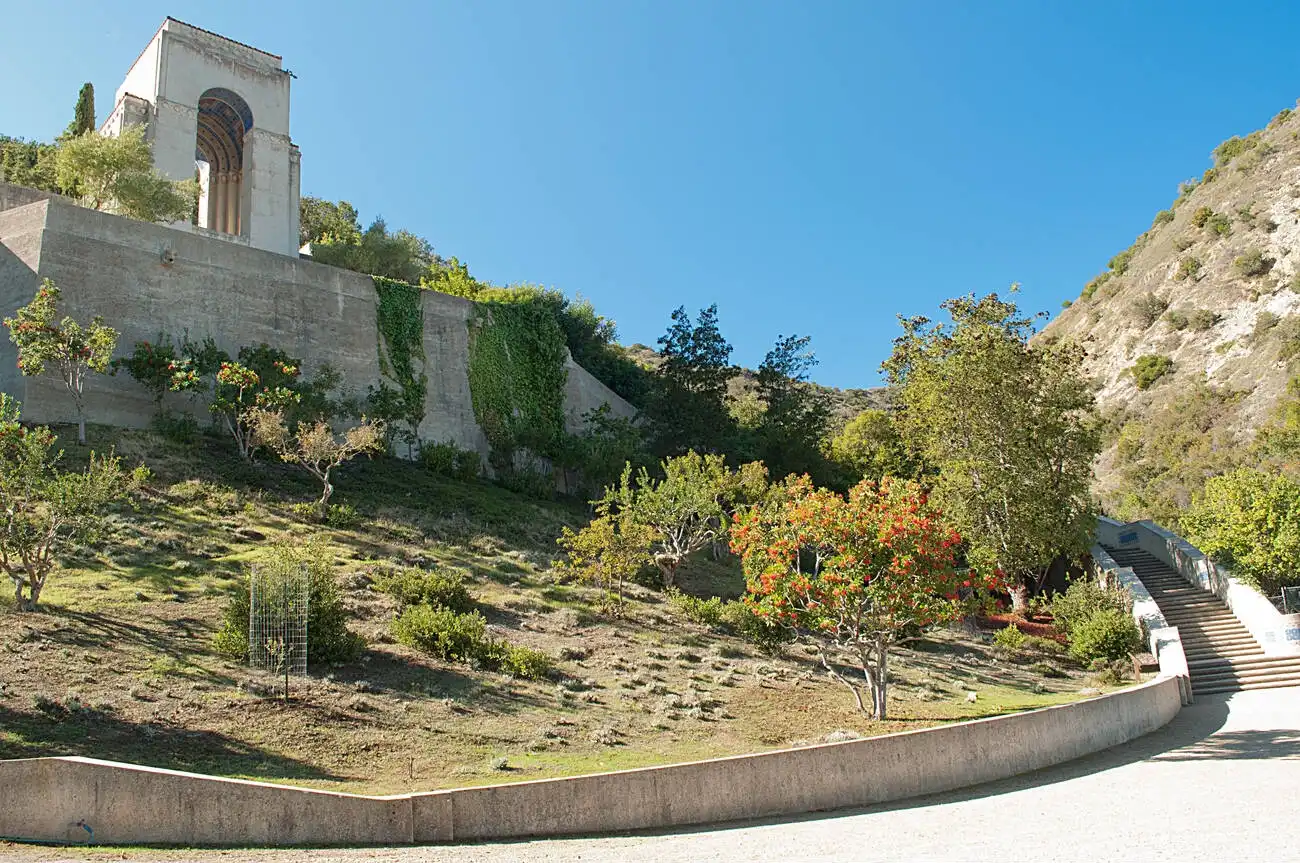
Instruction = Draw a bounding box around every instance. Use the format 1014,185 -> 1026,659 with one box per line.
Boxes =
0,82 -> 1212,794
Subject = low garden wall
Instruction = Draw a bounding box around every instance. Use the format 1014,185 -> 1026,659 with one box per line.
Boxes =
1100,517 -> 1300,657
0,676 -> 1183,847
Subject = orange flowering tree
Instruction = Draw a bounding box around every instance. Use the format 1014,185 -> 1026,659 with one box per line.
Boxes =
732,475 -> 1001,719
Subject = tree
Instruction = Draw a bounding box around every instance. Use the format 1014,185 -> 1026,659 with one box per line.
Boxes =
1257,376 -> 1300,473
555,513 -> 656,614
299,196 -> 362,247
883,292 -> 1100,612
110,334 -> 206,415
598,451 -> 735,587
0,135 -> 59,192
752,333 -> 832,480
210,360 -> 300,461
732,475 -> 979,719
828,409 -> 917,483
0,396 -> 144,610
64,83 -> 96,140
54,127 -> 197,222
648,305 -> 735,455
1181,468 -> 1300,595
4,280 -> 118,445
248,410 -> 386,515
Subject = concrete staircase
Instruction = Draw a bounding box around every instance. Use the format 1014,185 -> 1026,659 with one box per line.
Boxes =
1106,547 -> 1300,696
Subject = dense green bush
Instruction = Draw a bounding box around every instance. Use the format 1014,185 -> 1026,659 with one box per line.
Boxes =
992,623 -> 1027,650
1181,468 -> 1300,595
497,644 -> 554,680
392,605 -> 487,661
1051,578 -> 1131,635
1066,609 -> 1142,663
213,542 -> 365,665
377,566 -> 474,613
1234,247 -> 1272,277
665,587 -> 725,627
719,599 -> 791,652
1109,248 -> 1135,275
419,440 -> 481,481
1131,354 -> 1174,390
1206,213 -> 1232,237
1051,579 -> 1141,663
1191,206 -> 1214,228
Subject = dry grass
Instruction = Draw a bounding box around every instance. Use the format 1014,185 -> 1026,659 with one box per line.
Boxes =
0,425 -> 1118,795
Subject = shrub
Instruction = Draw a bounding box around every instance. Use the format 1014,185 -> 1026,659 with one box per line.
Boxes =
1051,578 -> 1130,635
392,605 -> 487,661
1067,609 -> 1142,663
1191,206 -> 1214,228
151,410 -> 199,444
992,623 -> 1027,651
1270,108 -> 1294,128
499,645 -> 554,680
376,566 -> 474,613
1234,247 -> 1272,277
1130,294 -> 1169,328
1188,308 -> 1220,331
1109,248 -> 1135,275
1175,257 -> 1202,281
419,441 -> 481,481
719,599 -> 791,652
496,466 -> 555,499
1131,355 -> 1174,390
1206,213 -> 1232,237
1081,272 -> 1110,301
213,541 -> 365,665
325,503 -> 361,529
1164,309 -> 1189,330
1152,209 -> 1175,228
1172,235 -> 1195,252
1254,311 -> 1281,339
665,587 -> 725,627
1024,635 -> 1067,656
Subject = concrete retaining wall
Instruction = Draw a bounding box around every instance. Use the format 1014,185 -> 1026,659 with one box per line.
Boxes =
0,676 -> 1182,847
1101,517 -> 1300,657
0,188 -> 635,458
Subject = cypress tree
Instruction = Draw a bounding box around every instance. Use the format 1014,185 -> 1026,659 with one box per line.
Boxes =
65,83 -> 96,138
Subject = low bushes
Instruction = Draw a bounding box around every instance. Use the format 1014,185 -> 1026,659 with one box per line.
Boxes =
419,440 -> 481,481
1131,354 -> 1174,390
383,565 -> 553,679
376,566 -> 474,614
1051,579 -> 1142,664
664,587 -> 790,652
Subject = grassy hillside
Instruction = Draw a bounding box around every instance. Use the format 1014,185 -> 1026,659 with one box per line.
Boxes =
1043,103 -> 1300,517
0,425 -> 1106,794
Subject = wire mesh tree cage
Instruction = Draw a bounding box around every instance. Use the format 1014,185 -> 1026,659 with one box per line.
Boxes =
248,561 -> 309,693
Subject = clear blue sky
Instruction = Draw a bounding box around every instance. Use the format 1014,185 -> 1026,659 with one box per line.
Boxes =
3,1 -> 1298,388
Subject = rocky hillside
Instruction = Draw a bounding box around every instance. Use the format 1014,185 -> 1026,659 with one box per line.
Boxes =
1044,102 -> 1300,504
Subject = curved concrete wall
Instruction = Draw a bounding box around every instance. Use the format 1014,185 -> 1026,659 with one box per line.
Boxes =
0,676 -> 1182,847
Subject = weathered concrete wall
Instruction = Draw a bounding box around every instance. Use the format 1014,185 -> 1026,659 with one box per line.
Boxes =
0,184 -> 56,214
0,189 -> 634,454
0,677 -> 1182,847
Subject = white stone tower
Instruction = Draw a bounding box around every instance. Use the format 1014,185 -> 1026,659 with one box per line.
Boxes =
100,18 -> 301,256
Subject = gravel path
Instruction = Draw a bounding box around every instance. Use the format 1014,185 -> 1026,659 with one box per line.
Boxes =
9,687 -> 1299,862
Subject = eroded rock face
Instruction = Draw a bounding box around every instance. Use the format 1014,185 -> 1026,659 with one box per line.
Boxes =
1041,106 -> 1300,497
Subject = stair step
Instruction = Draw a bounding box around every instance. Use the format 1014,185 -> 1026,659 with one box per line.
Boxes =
1194,677 -> 1300,695
1191,664 -> 1300,682
1186,655 -> 1300,670
1185,651 -> 1265,661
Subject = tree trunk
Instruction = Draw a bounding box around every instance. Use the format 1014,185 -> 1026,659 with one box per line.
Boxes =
77,414 -> 86,446
1009,582 -> 1030,615
872,638 -> 889,720
820,648 -> 868,714
655,554 -> 679,588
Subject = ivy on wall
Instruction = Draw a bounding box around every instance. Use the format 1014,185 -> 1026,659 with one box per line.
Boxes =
467,294 -> 569,467
372,276 -> 428,447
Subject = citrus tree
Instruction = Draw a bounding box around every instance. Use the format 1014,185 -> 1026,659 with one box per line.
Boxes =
731,475 -> 992,719
555,513 -> 656,614
4,280 -> 118,445
0,396 -> 144,610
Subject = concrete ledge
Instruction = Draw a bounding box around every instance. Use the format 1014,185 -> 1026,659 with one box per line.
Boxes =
0,677 -> 1183,847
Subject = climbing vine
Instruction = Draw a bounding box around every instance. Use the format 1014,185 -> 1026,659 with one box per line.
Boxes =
371,276 -> 428,450
467,293 -> 569,467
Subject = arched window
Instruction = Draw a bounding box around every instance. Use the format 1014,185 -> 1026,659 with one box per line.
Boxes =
194,87 -> 253,235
